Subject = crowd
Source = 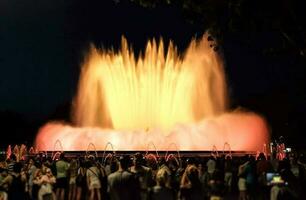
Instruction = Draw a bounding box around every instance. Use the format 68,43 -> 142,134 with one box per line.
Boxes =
0,150 -> 305,200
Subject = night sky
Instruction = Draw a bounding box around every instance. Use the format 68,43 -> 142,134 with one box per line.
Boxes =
1,0 -> 305,148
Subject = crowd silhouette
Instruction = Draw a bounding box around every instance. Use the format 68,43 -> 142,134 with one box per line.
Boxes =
0,150 -> 306,200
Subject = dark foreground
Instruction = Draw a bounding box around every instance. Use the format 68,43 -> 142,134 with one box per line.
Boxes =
0,150 -> 305,200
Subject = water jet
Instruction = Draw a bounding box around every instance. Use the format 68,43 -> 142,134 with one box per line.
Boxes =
35,35 -> 269,152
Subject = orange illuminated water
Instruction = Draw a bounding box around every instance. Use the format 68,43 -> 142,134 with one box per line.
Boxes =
35,35 -> 269,151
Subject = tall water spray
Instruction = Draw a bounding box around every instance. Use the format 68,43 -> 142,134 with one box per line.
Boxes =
73,35 -> 227,131
35,35 -> 269,151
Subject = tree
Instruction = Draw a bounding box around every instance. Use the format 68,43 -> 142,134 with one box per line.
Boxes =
124,0 -> 306,58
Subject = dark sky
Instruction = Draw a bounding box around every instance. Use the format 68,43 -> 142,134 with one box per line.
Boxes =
1,0 -> 305,147
0,0 -> 197,119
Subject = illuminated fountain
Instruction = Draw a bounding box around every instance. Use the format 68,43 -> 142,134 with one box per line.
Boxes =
35,34 -> 269,151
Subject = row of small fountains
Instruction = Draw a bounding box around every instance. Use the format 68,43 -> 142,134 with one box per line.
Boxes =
6,140 -> 284,164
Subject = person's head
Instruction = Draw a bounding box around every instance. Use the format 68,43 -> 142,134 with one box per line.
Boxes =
209,156 -> 216,161
70,159 -> 78,168
156,168 -> 170,187
186,157 -> 195,166
158,157 -> 166,166
168,158 -> 179,171
197,162 -> 205,172
79,158 -> 85,168
59,152 -> 65,160
85,160 -> 92,169
34,160 -> 42,169
146,156 -> 158,170
110,159 -> 119,173
258,152 -> 266,161
46,168 -> 53,177
241,155 -> 249,164
88,156 -> 96,166
10,154 -> 17,162
119,155 -> 130,170
185,165 -> 200,186
225,155 -> 232,161
42,161 -> 49,168
299,154 -> 306,165
289,152 -> 297,164
46,157 -> 53,165
249,155 -> 256,164
36,169 -> 42,177
133,153 -> 143,167
13,162 -> 22,174
278,159 -> 290,172
0,168 -> 8,177
28,158 -> 34,165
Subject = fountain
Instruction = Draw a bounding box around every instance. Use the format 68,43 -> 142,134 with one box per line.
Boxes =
223,142 -> 232,158
85,142 -> 98,158
35,34 -> 269,152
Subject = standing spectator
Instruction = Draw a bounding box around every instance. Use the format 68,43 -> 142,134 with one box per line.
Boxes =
130,153 -> 153,200
76,159 -> 87,200
224,156 -> 233,193
158,157 -> 171,188
271,159 -> 299,200
238,156 -> 248,200
86,159 -> 101,200
207,156 -> 216,176
6,155 -> 16,175
244,156 -> 257,200
37,168 -> 56,200
179,165 -> 204,200
148,168 -> 175,200
0,168 -> 9,200
289,153 -> 306,197
27,158 -> 37,199
55,153 -> 69,200
68,159 -> 78,200
96,161 -> 108,200
256,153 -> 272,200
108,155 -> 140,200
7,162 -> 27,200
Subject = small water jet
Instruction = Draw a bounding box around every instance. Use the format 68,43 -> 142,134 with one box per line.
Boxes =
145,142 -> 159,158
86,142 -> 98,159
211,145 -> 219,158
52,151 -> 62,161
165,143 -> 181,166
35,34 -> 269,152
102,142 -> 116,165
223,142 -> 232,158
28,147 -> 36,155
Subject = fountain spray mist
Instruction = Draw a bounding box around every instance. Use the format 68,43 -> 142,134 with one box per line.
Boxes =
73,35 -> 227,131
35,34 -> 268,151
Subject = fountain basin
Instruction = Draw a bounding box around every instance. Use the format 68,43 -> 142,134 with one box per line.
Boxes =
35,111 -> 269,152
